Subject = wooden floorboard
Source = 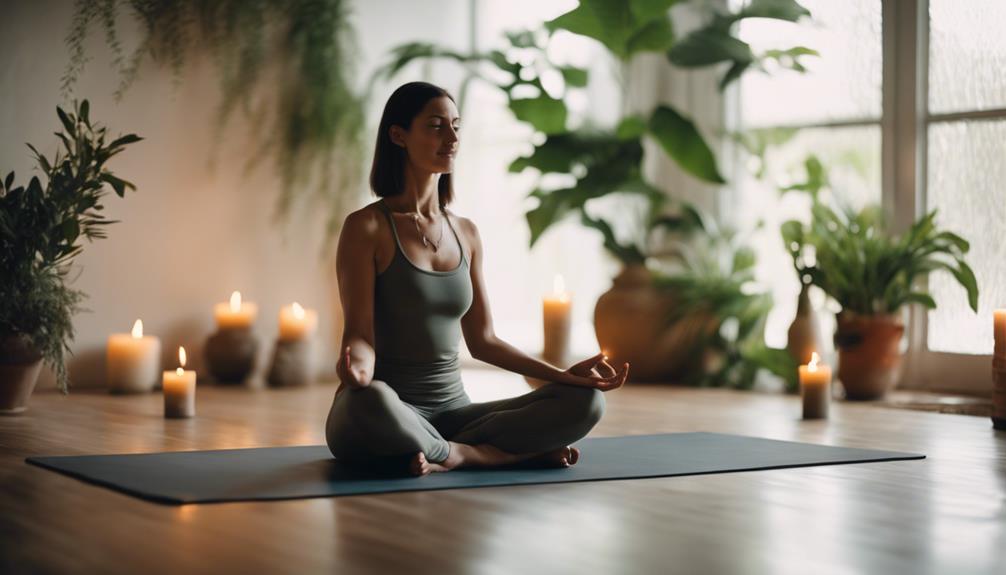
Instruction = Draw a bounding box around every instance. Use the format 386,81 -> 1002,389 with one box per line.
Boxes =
2,367 -> 1004,575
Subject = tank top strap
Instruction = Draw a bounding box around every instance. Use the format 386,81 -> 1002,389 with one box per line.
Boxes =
376,199 -> 406,255
443,209 -> 468,266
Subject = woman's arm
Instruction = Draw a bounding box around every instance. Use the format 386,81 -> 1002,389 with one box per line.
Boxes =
458,217 -> 623,388
335,208 -> 378,389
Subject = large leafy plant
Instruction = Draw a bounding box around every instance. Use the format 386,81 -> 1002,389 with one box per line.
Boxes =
373,0 -> 816,263
62,0 -> 364,251
0,100 -> 141,394
782,202 -> 979,317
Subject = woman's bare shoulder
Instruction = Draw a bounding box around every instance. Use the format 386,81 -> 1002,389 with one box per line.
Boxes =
342,202 -> 385,237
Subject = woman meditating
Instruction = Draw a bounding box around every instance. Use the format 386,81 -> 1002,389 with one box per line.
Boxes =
326,81 -> 630,477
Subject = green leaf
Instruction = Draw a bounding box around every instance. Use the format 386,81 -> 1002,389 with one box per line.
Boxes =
26,144 -> 51,174
733,0 -> 811,23
56,105 -> 75,134
79,100 -> 90,124
559,66 -> 588,88
648,105 -> 725,183
100,173 -> 128,198
668,29 -> 754,68
108,134 -> 142,148
60,218 -> 80,245
509,96 -> 567,134
626,16 -> 676,54
525,188 -> 575,246
580,212 -> 646,264
902,292 -> 937,309
546,0 -> 678,59
616,116 -> 647,140
3,171 -> 13,191
719,60 -> 750,90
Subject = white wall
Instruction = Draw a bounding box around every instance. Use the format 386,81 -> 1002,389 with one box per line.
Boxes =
0,0 -> 470,390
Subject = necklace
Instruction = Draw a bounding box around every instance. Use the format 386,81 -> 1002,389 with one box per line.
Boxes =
413,213 -> 445,252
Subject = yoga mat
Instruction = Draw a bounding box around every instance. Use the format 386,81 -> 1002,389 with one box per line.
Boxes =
25,432 -> 925,505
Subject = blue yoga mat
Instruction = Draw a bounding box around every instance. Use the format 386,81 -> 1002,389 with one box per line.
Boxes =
25,432 -> 924,505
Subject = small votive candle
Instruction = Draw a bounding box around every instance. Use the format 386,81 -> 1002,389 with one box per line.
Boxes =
543,274 -> 572,366
994,309 -> 1006,357
799,352 -> 831,420
163,346 -> 196,418
214,290 -> 258,330
106,319 -> 161,393
278,302 -> 318,341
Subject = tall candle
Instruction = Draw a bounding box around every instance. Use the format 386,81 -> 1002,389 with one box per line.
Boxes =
994,309 -> 1006,357
543,274 -> 572,366
106,319 -> 161,393
799,352 -> 831,419
278,302 -> 318,341
214,290 -> 258,330
163,346 -> 196,418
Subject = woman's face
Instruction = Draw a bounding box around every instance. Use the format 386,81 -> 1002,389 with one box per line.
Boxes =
391,96 -> 460,174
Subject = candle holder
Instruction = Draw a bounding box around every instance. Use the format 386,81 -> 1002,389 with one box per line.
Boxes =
993,355 -> 1006,430
204,327 -> 259,384
267,338 -> 317,388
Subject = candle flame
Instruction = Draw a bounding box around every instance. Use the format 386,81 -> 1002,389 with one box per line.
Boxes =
131,319 -> 143,338
553,274 -> 565,294
292,302 -> 305,319
808,352 -> 820,372
230,291 -> 242,312
178,346 -> 187,368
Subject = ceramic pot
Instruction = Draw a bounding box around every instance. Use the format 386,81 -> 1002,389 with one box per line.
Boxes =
205,328 -> 259,384
0,333 -> 44,415
593,264 -> 716,382
834,313 -> 905,400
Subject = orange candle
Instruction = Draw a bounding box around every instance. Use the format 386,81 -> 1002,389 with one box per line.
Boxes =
543,274 -> 572,366
213,291 -> 258,330
106,319 -> 161,393
278,302 -> 318,341
163,346 -> 196,418
799,352 -> 831,419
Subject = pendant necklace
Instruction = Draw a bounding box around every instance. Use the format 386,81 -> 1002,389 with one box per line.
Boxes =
413,213 -> 445,252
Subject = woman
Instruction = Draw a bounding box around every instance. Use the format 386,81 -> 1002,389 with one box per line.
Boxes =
326,81 -> 630,477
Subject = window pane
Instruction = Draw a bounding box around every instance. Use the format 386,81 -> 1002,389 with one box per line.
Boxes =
731,126 -> 882,349
737,0 -> 882,127
926,120 -> 1006,355
929,0 -> 1006,114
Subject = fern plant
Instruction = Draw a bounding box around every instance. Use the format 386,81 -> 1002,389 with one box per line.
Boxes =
0,100 -> 142,394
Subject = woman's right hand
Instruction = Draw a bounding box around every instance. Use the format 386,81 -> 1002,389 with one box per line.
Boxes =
559,352 -> 629,391
337,346 -> 372,389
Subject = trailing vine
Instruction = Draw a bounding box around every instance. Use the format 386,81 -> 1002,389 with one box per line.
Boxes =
61,0 -> 366,253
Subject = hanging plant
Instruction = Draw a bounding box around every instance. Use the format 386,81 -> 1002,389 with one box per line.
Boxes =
61,0 -> 366,252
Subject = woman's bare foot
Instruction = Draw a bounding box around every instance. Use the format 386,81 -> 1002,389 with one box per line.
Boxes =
408,443 -> 580,476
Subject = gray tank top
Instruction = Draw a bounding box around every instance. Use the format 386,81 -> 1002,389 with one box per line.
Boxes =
372,199 -> 473,412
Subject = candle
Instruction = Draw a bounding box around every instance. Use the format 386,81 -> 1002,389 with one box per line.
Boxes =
106,319 -> 161,393
543,274 -> 572,366
214,290 -> 258,330
278,302 -> 318,341
799,352 -> 831,419
163,346 -> 196,418
994,309 -> 1006,357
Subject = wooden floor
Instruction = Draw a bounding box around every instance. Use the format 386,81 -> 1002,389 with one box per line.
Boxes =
2,367 -> 1004,575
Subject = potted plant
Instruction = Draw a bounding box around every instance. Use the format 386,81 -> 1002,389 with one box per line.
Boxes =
375,0 -> 816,380
782,202 -> 978,400
0,100 -> 141,412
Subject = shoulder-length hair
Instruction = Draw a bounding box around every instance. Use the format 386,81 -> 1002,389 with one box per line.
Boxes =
369,81 -> 456,208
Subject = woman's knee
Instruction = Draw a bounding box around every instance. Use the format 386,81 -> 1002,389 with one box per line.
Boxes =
550,383 -> 606,424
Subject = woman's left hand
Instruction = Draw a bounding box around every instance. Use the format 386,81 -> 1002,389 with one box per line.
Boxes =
560,352 -> 629,391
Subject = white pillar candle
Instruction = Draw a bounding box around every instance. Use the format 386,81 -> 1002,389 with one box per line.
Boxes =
106,319 -> 161,393
278,302 -> 318,341
799,352 -> 831,420
163,346 -> 196,418
994,309 -> 1006,357
214,290 -> 258,330
543,274 -> 572,366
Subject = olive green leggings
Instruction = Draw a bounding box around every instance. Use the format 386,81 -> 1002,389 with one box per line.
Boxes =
325,380 -> 606,466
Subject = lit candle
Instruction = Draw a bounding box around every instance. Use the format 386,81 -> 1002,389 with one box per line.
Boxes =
994,309 -> 1006,357
278,302 -> 318,341
799,352 -> 831,419
213,290 -> 258,330
163,346 -> 196,418
543,274 -> 572,366
106,319 -> 161,393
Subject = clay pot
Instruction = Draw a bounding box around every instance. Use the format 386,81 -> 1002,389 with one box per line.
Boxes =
205,328 -> 260,384
0,333 -> 44,415
593,264 -> 717,382
834,313 -> 905,400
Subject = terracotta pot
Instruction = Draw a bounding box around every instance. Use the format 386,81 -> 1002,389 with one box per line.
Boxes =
0,333 -> 44,415
834,313 -> 905,400
594,264 -> 716,382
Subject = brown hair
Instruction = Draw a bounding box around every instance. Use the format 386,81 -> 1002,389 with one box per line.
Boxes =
369,81 -> 456,207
